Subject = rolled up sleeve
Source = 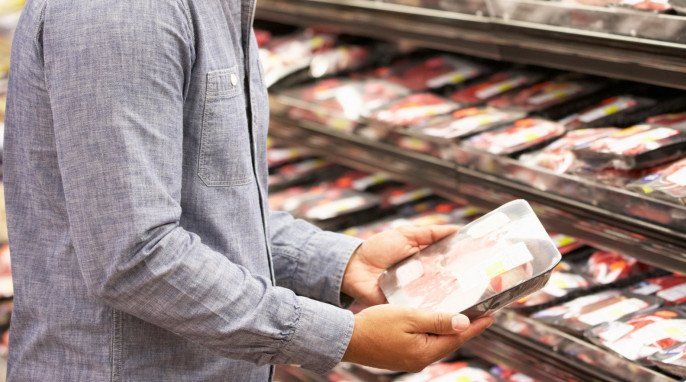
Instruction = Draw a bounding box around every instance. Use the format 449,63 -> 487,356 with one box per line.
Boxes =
42,0 -> 352,373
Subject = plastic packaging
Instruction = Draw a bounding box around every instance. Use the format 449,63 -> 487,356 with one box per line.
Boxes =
379,199 -> 561,319
259,30 -> 337,87
629,274 -> 686,305
450,70 -> 548,106
489,365 -> 540,382
572,124 -> 686,170
487,77 -> 604,113
533,290 -> 664,334
646,111 -> 686,128
616,0 -> 672,12
367,93 -> 459,128
626,157 -> 686,205
648,342 -> 686,377
558,95 -> 655,129
585,307 -> 686,365
283,79 -> 410,132
267,147 -> 313,169
465,119 -> 567,156
583,251 -> 651,285
518,128 -> 620,173
395,361 -> 503,382
384,55 -> 487,92
407,107 -> 527,140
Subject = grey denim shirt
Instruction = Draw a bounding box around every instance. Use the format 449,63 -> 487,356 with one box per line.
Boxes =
3,0 -> 363,380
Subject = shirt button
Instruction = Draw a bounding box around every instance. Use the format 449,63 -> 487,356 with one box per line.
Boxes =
230,73 -> 238,86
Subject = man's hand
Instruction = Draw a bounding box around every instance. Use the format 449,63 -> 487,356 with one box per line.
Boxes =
342,305 -> 493,372
341,225 -> 459,307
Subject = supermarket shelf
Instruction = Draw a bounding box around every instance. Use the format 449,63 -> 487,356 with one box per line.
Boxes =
255,0 -> 686,90
268,114 -> 686,274
462,311 -> 678,382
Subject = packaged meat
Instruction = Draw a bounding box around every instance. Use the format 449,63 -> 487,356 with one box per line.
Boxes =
267,158 -> 335,190
292,188 -> 382,230
367,93 -> 459,128
384,55 -> 487,92
572,124 -> 686,170
487,77 -> 604,114
629,274 -> 686,305
465,119 -> 567,156
394,361 -> 502,382
377,185 -> 436,210
489,365 -> 540,382
648,342 -> 686,377
518,128 -> 620,173
626,157 -> 686,205
283,79 -> 410,132
406,107 -> 527,140
549,233 -> 584,255
583,250 -> 650,285
351,172 -> 399,192
585,307 -> 686,365
509,260 -> 591,308
259,30 -> 337,87
342,204 -> 482,240
309,43 -> 391,79
533,290 -> 663,334
267,147 -> 313,169
646,111 -> 686,129
558,95 -> 655,129
616,0 -> 672,11
450,70 -> 548,106
379,199 -> 562,319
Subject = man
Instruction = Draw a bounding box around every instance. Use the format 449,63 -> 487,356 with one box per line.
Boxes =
3,0 -> 492,380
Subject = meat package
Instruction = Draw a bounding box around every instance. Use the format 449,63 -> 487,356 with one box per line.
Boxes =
558,95 -> 655,129
282,79 -> 410,132
267,147 -> 313,169
268,158 -> 335,190
450,69 -> 548,106
259,30 -> 337,87
464,118 -> 567,156
407,107 -> 527,140
649,342 -> 686,377
509,260 -> 591,309
487,77 -> 604,115
532,290 -> 664,334
572,124 -> 686,170
342,203 -> 482,240
383,55 -> 487,92
616,0 -> 672,12
582,250 -> 651,285
394,361 -> 503,382
585,307 -> 686,365
629,274 -> 686,305
519,128 -> 620,173
366,93 -> 459,128
379,199 -> 562,319
489,365 -> 540,382
626,157 -> 686,205
646,111 -> 686,129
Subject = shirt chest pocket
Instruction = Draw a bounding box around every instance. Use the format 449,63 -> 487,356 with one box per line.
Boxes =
198,67 -> 254,187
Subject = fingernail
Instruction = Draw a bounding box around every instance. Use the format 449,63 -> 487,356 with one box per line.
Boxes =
452,314 -> 470,331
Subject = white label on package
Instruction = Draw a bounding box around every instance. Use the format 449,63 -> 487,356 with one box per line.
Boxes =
453,242 -> 533,291
666,167 -> 686,186
467,211 -> 510,238
510,374 -> 535,382
578,298 -> 649,326
632,283 -> 663,295
528,84 -> 583,106
426,68 -> 475,89
626,320 -> 686,347
352,173 -> 390,191
597,321 -> 635,343
657,283 -> 686,302
305,196 -> 366,220
475,76 -> 527,100
577,97 -> 634,123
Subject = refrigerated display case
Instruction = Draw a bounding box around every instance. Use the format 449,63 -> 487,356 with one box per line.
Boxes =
257,1 -> 686,380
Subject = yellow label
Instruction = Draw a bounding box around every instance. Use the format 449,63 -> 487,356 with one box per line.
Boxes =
641,186 -> 654,194
485,261 -> 507,279
664,326 -> 685,337
456,376 -> 472,382
556,236 -> 575,246
609,309 -> 628,318
552,279 -> 568,289
604,105 -> 620,115
524,133 -> 541,141
310,36 -> 325,49
451,74 -> 466,83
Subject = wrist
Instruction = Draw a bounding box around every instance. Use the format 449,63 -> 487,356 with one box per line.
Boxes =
341,242 -> 365,300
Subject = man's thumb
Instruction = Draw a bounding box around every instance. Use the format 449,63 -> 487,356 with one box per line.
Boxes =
412,310 -> 471,334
